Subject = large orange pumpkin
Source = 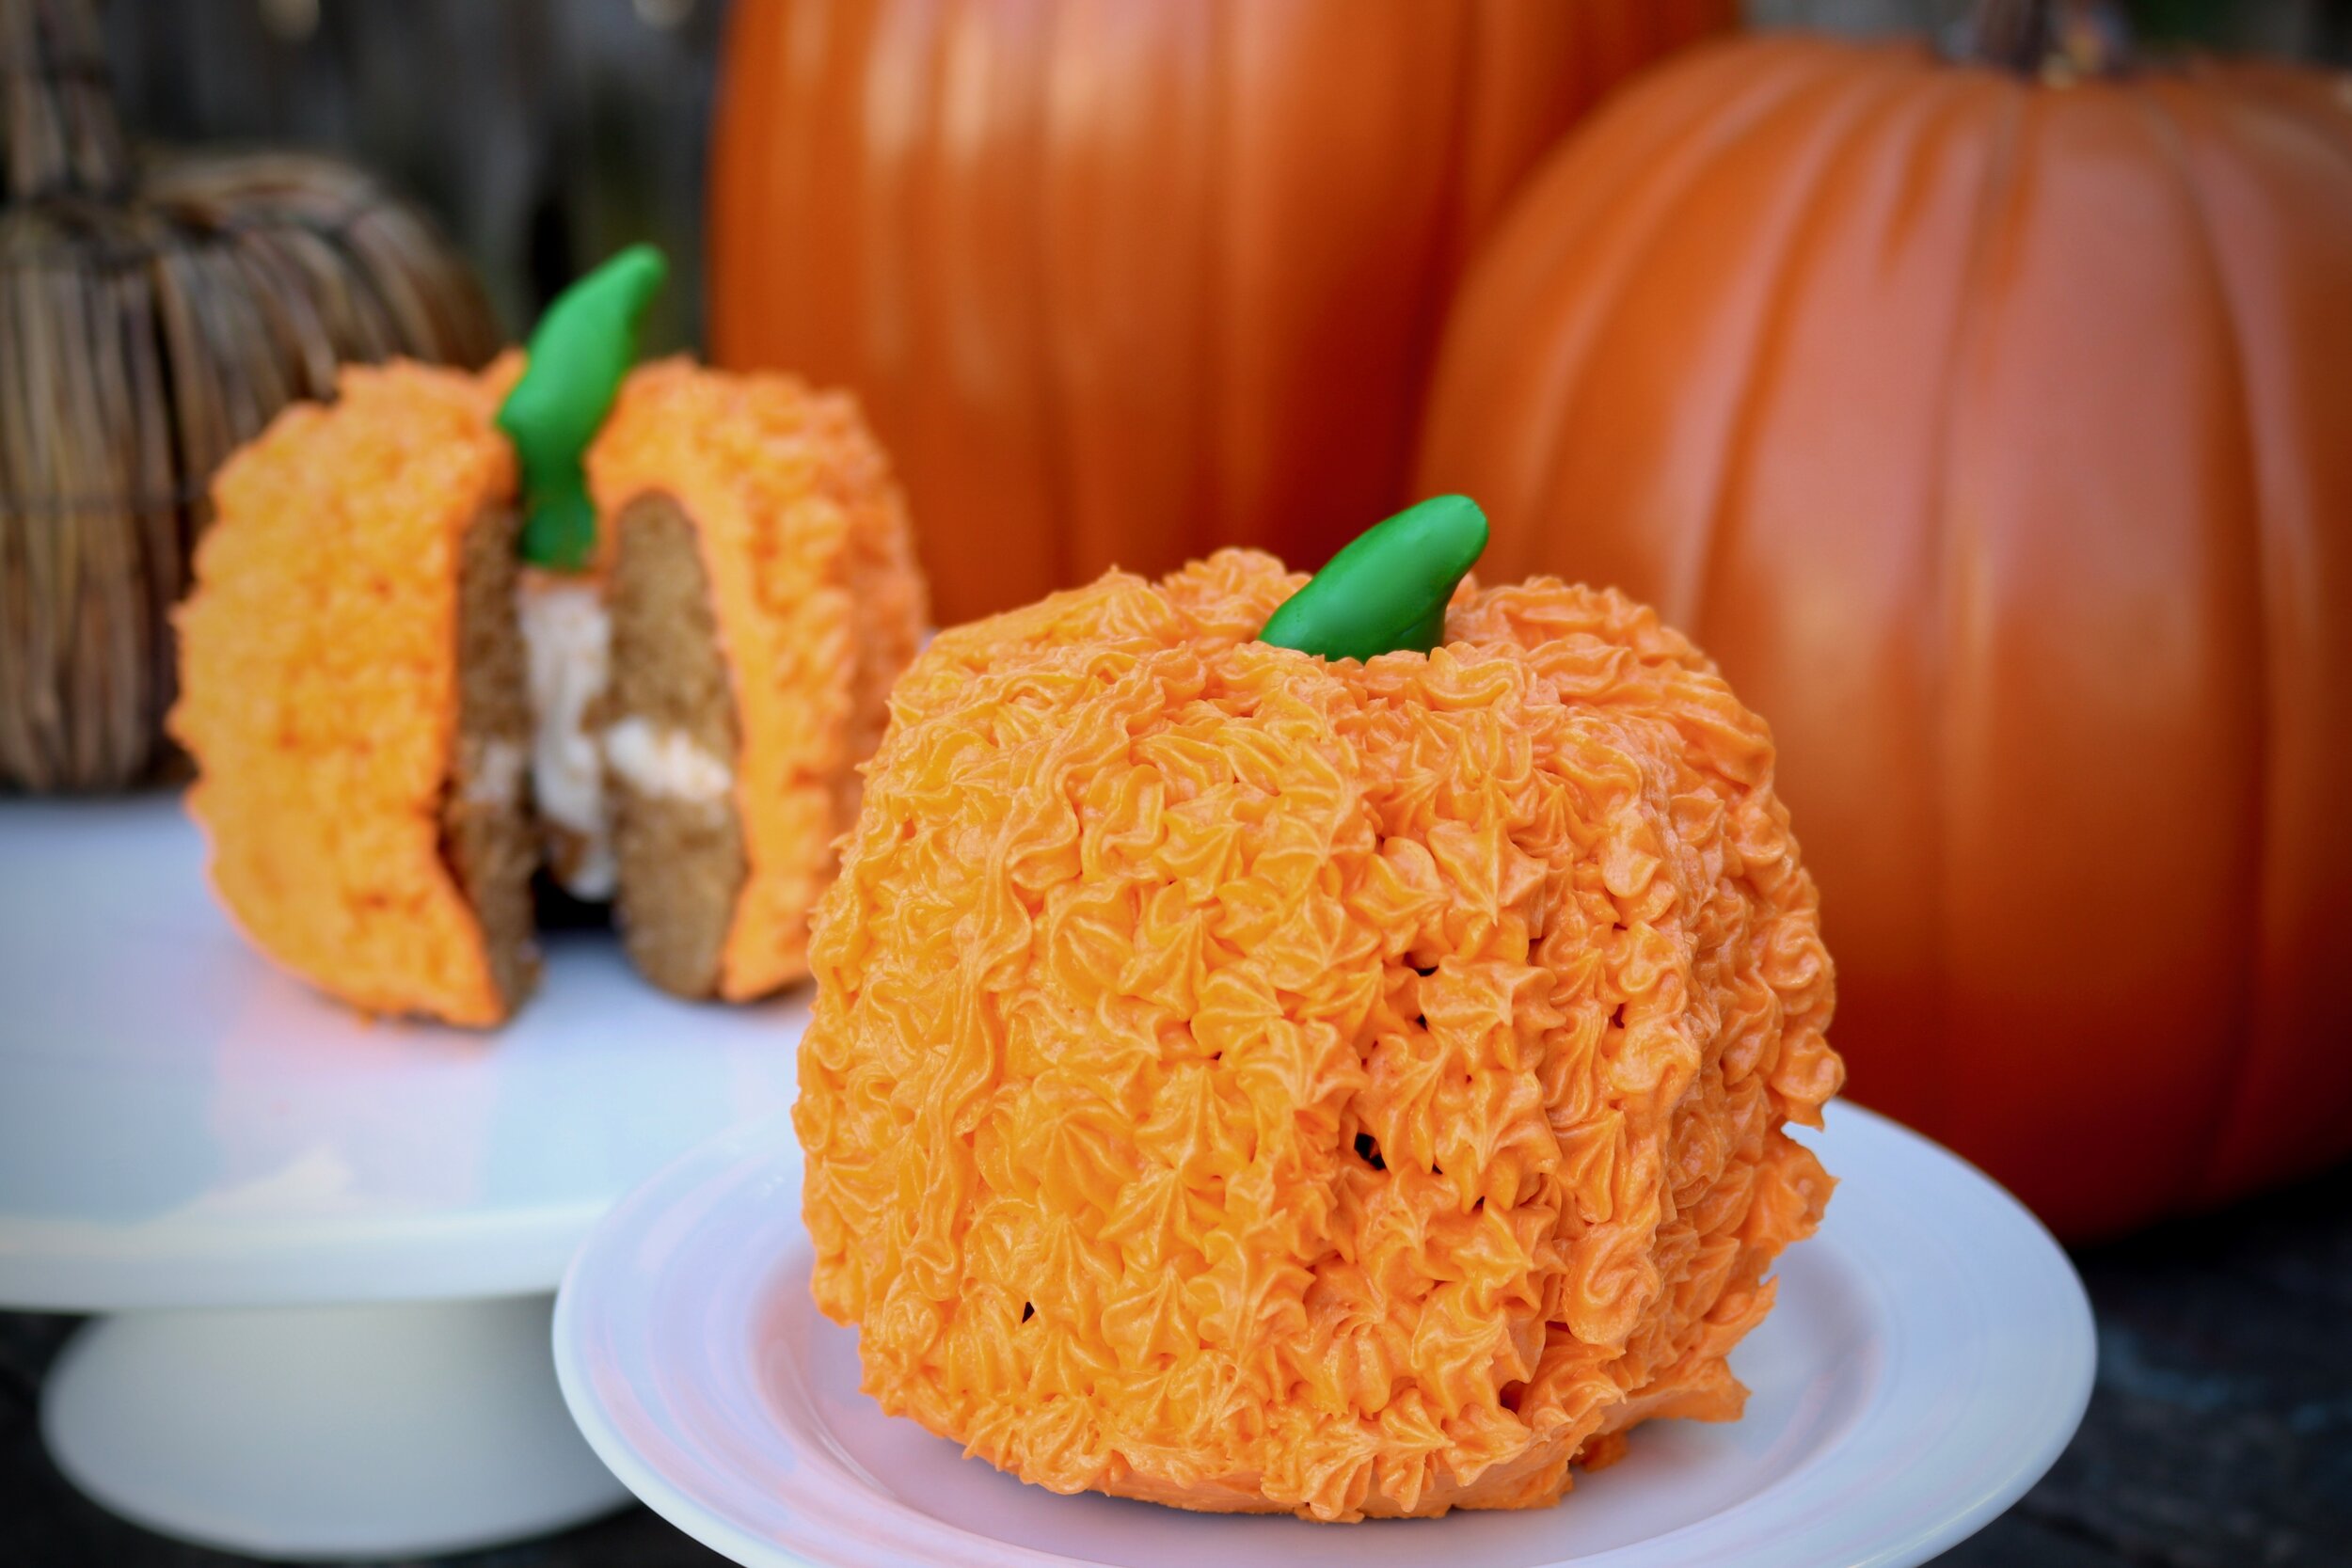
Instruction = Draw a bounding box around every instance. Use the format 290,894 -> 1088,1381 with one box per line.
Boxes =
709,0 -> 1734,626
1415,24 -> 2352,1240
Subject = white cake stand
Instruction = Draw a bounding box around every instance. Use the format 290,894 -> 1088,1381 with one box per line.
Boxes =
0,795 -> 804,1560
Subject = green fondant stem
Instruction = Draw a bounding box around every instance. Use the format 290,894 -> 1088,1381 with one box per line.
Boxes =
1258,495 -> 1489,661
498,244 -> 668,570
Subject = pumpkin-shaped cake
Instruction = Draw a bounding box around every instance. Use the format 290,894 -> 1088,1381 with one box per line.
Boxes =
172,250 -> 925,1024
589,357 -> 926,1002
796,500 -> 1841,1519
173,356 -> 537,1026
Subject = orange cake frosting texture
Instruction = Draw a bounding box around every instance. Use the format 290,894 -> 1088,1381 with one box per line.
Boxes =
588,358 -> 927,1001
171,358 -> 519,1026
796,550 -> 1842,1520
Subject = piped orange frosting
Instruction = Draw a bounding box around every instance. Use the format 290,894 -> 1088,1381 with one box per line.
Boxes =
796,550 -> 1842,1520
171,356 -> 521,1026
588,358 -> 927,1001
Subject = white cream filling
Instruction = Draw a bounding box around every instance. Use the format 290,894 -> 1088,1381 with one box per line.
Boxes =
463,739 -> 527,807
603,716 -> 734,805
516,570 -> 739,900
517,572 -> 618,898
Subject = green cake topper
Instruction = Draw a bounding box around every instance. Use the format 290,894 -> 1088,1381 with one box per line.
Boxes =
497,244 -> 669,570
1258,495 -> 1489,661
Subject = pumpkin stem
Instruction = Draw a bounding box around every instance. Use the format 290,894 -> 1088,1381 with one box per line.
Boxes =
1259,496 -> 1488,663
1956,0 -> 2135,79
498,244 -> 668,570
1,0 -> 133,201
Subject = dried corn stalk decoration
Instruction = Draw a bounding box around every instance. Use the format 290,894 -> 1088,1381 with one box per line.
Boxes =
0,0 -> 497,789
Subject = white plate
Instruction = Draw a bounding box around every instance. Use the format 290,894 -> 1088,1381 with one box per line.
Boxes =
555,1101 -> 2093,1568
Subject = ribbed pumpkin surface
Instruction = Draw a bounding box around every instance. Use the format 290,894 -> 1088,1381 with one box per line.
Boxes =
709,0 -> 1737,625
1416,35 -> 2352,1239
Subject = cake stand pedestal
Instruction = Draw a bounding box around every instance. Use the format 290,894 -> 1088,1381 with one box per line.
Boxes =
41,1298 -> 617,1558
0,797 -> 805,1560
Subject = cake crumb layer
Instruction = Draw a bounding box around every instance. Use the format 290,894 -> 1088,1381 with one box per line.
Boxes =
606,493 -> 746,999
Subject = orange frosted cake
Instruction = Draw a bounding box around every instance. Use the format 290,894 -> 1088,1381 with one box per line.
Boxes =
171,267 -> 924,1024
173,359 -> 533,1026
794,517 -> 1839,1519
588,358 -> 925,1001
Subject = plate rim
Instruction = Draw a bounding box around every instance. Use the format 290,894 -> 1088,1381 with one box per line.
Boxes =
554,1100 -> 2095,1568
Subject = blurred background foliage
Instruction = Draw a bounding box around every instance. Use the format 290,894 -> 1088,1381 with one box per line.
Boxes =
95,0 -> 2350,356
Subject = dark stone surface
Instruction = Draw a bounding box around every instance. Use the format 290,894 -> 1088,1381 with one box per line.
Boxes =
7,1163 -> 2349,1568
1933,1158 -> 2352,1568
0,1305 -> 727,1567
